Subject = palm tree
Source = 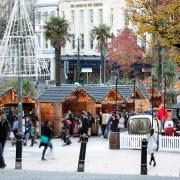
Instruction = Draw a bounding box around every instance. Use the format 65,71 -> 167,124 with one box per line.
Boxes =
164,60 -> 177,87
90,24 -> 112,84
45,16 -> 70,86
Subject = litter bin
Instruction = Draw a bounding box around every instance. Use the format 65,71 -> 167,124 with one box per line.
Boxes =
109,132 -> 120,149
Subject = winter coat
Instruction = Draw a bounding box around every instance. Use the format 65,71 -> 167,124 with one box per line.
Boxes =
157,107 -> 168,121
0,119 -> 10,142
147,134 -> 157,154
109,117 -> 119,132
41,123 -> 53,140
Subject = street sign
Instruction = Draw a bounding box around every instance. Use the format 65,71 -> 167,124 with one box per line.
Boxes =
81,67 -> 92,73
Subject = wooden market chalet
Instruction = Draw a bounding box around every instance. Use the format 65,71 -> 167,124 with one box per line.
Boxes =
37,84 -> 150,135
0,87 -> 36,114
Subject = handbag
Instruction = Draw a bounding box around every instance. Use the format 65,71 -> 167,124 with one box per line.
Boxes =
40,135 -> 49,144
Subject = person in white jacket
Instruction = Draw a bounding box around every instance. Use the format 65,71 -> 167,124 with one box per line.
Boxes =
147,128 -> 157,167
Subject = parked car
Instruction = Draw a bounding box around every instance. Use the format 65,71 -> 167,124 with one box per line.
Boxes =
127,115 -> 160,134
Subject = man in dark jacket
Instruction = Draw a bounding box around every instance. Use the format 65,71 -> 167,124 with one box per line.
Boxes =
0,111 -> 10,168
40,120 -> 53,160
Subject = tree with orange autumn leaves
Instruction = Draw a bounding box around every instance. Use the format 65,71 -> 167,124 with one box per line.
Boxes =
108,28 -> 146,72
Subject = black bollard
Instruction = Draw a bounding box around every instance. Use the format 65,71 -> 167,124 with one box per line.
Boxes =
77,133 -> 88,172
15,132 -> 22,169
141,138 -> 147,175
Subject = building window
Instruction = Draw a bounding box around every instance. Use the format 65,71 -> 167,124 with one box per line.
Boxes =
125,10 -> 129,26
110,8 -> 113,25
62,11 -> 65,17
35,11 -> 41,24
98,9 -> 103,24
90,35 -> 93,49
71,34 -> 75,49
80,10 -> 84,24
71,10 -> 75,24
37,34 -> 41,47
89,9 -> 93,23
80,34 -> 84,49
50,11 -> 55,17
43,11 -> 48,23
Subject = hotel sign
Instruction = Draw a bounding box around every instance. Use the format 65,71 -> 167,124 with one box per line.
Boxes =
70,3 -> 103,8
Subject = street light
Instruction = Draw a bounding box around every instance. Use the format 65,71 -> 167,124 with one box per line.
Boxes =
77,37 -> 80,83
73,37 -> 84,83
115,73 -> 118,122
164,76 -> 167,116
132,76 -> 136,115
102,47 -> 108,84
151,75 -> 154,128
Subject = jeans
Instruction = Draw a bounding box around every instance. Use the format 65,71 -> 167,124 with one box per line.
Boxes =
0,141 -> 5,166
101,124 -> 107,136
42,140 -> 53,159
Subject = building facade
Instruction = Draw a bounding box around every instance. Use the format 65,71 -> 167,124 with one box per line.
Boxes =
34,0 -> 141,83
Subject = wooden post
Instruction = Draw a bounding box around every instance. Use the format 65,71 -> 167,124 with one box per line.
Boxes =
54,103 -> 62,137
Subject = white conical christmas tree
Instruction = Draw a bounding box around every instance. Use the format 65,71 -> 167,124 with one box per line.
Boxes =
0,0 -> 50,78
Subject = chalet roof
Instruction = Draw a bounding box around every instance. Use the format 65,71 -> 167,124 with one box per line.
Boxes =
0,87 -> 14,97
37,84 -> 149,103
83,85 -> 112,102
37,85 -> 77,103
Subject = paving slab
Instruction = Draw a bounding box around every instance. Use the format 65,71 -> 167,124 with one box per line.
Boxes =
3,137 -> 180,177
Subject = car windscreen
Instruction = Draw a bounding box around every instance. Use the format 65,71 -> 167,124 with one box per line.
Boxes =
128,118 -> 151,134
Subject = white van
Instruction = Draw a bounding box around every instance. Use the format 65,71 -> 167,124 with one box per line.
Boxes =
127,115 -> 160,134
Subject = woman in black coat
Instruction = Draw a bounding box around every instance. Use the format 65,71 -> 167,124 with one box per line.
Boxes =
109,114 -> 119,132
0,112 -> 10,168
40,120 -> 53,160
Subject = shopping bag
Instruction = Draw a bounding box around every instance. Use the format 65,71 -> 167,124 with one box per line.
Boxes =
9,131 -> 14,139
40,135 -> 49,144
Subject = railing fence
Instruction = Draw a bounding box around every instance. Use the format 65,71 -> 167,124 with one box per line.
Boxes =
120,134 -> 180,152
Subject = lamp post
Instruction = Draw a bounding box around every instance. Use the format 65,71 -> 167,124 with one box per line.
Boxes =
15,0 -> 23,170
151,75 -> 154,128
164,76 -> 167,116
102,47 -> 108,84
115,74 -> 118,122
76,37 -> 80,83
133,76 -> 136,115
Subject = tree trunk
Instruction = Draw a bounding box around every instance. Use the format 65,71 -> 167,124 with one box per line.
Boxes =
55,48 -> 61,86
100,50 -> 104,84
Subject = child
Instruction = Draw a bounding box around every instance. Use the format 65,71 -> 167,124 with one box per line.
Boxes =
30,123 -> 36,147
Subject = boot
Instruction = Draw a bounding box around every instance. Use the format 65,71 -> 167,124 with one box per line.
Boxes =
153,162 -> 156,167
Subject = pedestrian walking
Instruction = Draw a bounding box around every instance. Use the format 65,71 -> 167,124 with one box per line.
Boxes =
12,117 -> 18,146
78,112 -> 89,142
61,115 -> 72,145
39,120 -> 53,160
24,116 -> 32,146
147,128 -> 157,167
0,111 -> 10,169
7,110 -> 15,129
30,123 -> 37,147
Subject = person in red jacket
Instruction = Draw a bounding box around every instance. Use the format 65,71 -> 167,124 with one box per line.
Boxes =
157,105 -> 168,129
164,123 -> 176,136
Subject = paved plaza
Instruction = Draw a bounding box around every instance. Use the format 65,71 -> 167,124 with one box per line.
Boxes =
2,137 -> 180,177
0,171 -> 180,180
